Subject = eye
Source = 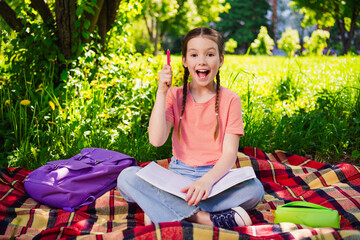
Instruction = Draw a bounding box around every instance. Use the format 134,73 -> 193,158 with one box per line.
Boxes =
190,54 -> 197,57
208,53 -> 215,57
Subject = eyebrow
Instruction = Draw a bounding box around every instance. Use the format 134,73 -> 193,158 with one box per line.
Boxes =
188,47 -> 217,51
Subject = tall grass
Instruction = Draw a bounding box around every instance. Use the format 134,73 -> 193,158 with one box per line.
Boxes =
0,54 -> 359,169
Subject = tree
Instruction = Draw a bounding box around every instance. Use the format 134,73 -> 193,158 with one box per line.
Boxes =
216,0 -> 270,50
290,0 -> 360,54
0,0 -> 122,59
303,29 -> 330,55
250,26 -> 275,55
277,28 -> 301,56
141,0 -> 229,55
0,0 -> 128,86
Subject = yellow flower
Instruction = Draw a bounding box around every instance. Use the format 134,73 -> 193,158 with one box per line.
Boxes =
81,91 -> 91,99
5,100 -> 10,106
100,81 -> 107,89
99,113 -> 110,119
48,121 -> 56,125
26,81 -> 32,85
49,101 -> 55,111
35,88 -> 43,92
90,80 -> 98,86
20,100 -> 31,106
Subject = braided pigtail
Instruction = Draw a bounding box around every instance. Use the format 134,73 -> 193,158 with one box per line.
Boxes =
177,67 -> 189,140
214,70 -> 220,140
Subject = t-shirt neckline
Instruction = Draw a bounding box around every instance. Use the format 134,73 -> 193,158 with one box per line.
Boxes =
187,83 -> 220,105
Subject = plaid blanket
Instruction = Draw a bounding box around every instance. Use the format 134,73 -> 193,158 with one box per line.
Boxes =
1,147 -> 360,239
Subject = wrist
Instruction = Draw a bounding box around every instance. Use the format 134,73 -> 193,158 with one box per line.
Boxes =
156,89 -> 168,97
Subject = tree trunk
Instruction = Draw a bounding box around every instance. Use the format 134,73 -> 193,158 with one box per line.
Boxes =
30,0 -> 54,25
96,0 -> 121,47
0,0 -> 25,32
335,7 -> 359,55
55,0 -> 77,59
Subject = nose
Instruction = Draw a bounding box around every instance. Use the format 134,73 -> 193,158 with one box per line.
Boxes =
198,55 -> 206,65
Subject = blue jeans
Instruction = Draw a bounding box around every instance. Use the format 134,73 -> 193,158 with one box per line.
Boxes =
117,157 -> 264,223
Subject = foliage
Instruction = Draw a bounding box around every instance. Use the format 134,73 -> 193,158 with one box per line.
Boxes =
289,0 -> 360,54
140,0 -> 229,54
250,26 -> 275,55
303,30 -> 330,56
277,28 -> 301,57
225,38 -> 238,54
216,0 -> 270,49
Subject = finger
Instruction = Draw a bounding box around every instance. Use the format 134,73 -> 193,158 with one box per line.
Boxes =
188,189 -> 201,206
180,186 -> 189,193
163,64 -> 171,71
185,188 -> 195,202
202,190 -> 210,200
194,191 -> 206,205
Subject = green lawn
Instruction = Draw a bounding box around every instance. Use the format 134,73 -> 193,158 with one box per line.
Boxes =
1,55 -> 359,169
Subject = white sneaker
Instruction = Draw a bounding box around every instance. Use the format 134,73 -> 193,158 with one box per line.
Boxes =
210,206 -> 252,229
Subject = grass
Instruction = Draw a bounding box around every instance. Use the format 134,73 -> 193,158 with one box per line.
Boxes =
0,54 -> 359,170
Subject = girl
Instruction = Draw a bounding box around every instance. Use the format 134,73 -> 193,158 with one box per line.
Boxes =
117,27 -> 264,229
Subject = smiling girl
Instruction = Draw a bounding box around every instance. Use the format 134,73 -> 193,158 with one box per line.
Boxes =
117,27 -> 264,229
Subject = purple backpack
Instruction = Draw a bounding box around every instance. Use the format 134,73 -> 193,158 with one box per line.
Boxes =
24,148 -> 136,212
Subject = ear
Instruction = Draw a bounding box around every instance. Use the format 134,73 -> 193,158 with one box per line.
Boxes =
219,55 -> 224,68
182,55 -> 188,68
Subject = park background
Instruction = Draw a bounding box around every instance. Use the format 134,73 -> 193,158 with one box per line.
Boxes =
0,0 -> 359,170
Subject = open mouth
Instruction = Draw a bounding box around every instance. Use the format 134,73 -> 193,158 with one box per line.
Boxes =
196,70 -> 210,79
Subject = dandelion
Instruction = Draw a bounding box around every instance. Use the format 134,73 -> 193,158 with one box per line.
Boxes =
49,101 -> 56,111
20,100 -> 31,106
82,91 -> 91,99
90,80 -> 98,86
100,81 -> 107,89
99,113 -> 110,119
5,100 -> 10,106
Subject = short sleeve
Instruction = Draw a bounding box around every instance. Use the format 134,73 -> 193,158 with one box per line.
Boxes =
225,96 -> 244,136
165,89 -> 175,125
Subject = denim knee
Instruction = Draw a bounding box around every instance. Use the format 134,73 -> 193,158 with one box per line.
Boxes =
117,166 -> 141,201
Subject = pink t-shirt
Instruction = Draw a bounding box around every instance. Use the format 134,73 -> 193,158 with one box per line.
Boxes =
165,85 -> 244,167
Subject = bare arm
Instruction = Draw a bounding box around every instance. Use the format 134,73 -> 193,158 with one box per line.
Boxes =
182,133 -> 240,205
148,65 -> 173,147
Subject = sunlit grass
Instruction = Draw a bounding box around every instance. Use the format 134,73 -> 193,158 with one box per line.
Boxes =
1,54 -> 359,169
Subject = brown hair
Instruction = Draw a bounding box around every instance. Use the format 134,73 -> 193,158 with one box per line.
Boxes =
177,27 -> 224,141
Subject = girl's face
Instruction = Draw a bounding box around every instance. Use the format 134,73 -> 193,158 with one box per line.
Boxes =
182,36 -> 224,88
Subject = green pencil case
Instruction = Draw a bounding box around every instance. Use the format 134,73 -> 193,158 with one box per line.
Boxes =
273,201 -> 340,228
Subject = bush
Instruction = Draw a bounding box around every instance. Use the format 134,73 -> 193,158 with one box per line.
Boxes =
277,28 -> 301,57
303,30 -> 330,56
250,26 -> 274,55
225,38 -> 238,54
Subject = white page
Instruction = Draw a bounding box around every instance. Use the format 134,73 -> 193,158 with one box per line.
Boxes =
136,162 -> 256,200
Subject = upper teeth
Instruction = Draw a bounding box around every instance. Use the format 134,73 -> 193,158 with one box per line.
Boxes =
198,70 -> 207,72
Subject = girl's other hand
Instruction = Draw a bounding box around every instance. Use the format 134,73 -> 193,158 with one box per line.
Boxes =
181,179 -> 212,206
158,64 -> 172,94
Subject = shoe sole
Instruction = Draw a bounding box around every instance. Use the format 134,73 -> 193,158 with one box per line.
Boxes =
232,207 -> 252,226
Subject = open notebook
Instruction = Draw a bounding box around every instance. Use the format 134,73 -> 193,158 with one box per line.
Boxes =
136,161 -> 256,200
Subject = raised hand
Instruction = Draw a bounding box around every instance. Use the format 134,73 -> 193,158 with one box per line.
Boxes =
158,64 -> 172,94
